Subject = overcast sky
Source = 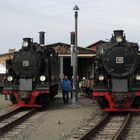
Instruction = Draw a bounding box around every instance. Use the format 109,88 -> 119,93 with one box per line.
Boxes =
0,0 -> 140,53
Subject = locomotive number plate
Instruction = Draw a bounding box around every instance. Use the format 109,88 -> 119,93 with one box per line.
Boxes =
22,60 -> 29,66
116,57 -> 124,64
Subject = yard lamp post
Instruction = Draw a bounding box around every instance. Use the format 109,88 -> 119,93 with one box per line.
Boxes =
71,5 -> 79,104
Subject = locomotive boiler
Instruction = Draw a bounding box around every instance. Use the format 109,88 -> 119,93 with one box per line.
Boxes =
93,30 -> 140,112
3,33 -> 59,107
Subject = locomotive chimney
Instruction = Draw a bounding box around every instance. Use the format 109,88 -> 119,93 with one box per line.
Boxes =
39,31 -> 45,45
113,30 -> 124,37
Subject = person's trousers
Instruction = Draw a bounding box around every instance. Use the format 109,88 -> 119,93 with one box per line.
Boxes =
62,91 -> 69,104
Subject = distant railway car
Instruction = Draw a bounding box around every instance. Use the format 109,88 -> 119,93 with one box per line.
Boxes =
93,30 -> 140,112
3,36 -> 59,107
81,79 -> 93,97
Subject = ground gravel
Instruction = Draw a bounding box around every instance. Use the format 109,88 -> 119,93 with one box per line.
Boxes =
0,94 -> 11,108
19,93 -> 101,140
0,94 -> 12,114
0,93 -> 102,140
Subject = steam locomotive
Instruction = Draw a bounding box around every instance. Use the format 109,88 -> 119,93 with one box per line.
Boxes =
3,34 -> 59,107
93,30 -> 140,112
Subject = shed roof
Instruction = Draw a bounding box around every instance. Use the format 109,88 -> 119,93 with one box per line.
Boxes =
87,40 -> 107,49
45,42 -> 95,54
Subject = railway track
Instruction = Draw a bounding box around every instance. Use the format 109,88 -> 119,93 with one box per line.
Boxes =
123,113 -> 140,140
68,113 -> 131,140
0,107 -> 38,139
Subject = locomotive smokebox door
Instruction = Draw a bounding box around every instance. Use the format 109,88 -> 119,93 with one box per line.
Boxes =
19,79 -> 32,91
112,79 -> 128,92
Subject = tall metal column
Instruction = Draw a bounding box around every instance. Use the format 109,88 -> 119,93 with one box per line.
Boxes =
71,5 -> 79,104
70,32 -> 75,67
60,57 -> 64,82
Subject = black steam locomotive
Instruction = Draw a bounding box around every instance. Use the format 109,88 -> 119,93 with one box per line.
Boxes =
3,35 -> 59,107
93,30 -> 140,112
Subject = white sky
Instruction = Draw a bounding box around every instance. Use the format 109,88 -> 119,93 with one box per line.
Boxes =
0,0 -> 140,53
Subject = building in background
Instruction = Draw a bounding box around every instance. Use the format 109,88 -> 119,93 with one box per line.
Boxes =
0,42 -> 97,80
45,42 -> 95,81
0,49 -> 15,66
87,40 -> 107,51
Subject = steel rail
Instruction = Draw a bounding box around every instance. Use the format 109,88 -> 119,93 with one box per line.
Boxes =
0,108 -> 37,136
0,107 -> 23,122
78,113 -> 110,140
113,113 -> 131,140
78,113 -> 130,140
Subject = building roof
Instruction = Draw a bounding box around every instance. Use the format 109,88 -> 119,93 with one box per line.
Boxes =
0,52 -> 14,57
86,40 -> 107,52
87,40 -> 107,48
45,42 -> 70,48
0,48 -> 15,57
45,42 -> 95,54
0,42 -> 95,58
77,46 -> 96,54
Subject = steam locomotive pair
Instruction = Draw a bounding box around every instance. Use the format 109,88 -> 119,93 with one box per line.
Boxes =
3,34 -> 59,107
2,30 -> 140,112
93,30 -> 140,112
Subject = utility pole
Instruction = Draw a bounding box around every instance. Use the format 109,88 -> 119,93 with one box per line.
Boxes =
70,32 -> 75,67
71,5 -> 79,104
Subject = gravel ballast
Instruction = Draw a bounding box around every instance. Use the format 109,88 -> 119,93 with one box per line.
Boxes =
0,93 -> 102,140
23,94 -> 101,140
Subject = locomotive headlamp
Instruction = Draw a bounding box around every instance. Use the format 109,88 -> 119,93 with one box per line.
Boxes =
98,75 -> 104,81
40,75 -> 46,82
116,36 -> 123,43
136,75 -> 140,81
22,41 -> 28,47
7,75 -> 13,82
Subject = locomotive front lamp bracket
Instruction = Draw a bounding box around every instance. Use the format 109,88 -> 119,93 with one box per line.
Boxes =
40,75 -> 46,82
116,36 -> 123,43
136,75 -> 140,81
98,75 -> 104,81
22,41 -> 29,48
7,75 -> 13,82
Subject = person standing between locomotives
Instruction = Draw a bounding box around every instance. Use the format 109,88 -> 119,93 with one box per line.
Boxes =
61,75 -> 71,104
